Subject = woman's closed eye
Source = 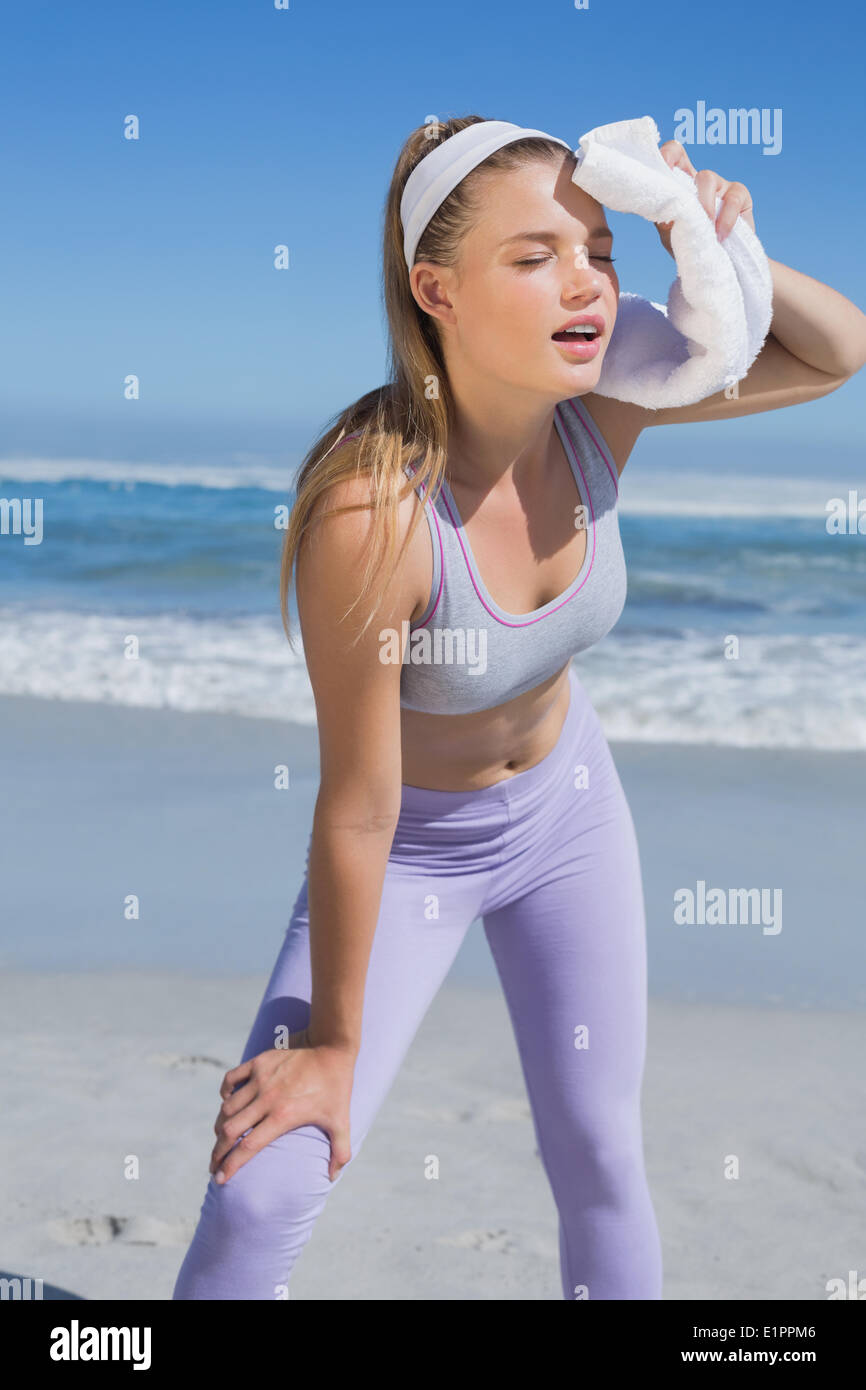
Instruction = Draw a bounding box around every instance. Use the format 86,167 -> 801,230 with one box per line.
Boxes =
516,254 -> 616,268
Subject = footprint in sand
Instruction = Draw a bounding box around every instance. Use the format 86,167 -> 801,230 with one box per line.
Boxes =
766,1149 -> 845,1194
479,1097 -> 532,1123
434,1228 -> 518,1254
46,1215 -> 194,1247
147,1053 -> 227,1070
402,1097 -> 532,1125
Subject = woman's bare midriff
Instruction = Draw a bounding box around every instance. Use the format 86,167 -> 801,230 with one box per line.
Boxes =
400,663 -> 572,791
396,415 -> 588,792
394,393 -> 636,794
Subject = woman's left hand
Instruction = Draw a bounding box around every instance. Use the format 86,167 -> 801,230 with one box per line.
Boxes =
654,140 -> 756,255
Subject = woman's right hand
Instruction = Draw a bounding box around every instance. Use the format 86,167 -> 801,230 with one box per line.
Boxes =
209,1026 -> 357,1185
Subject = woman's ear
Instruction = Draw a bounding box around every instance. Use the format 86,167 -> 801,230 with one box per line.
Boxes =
410,263 -> 458,329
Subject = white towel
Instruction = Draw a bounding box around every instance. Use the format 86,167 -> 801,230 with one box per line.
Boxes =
570,115 -> 774,409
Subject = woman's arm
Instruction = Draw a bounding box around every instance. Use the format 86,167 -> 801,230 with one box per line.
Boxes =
644,139 -> 866,428
762,257 -> 866,378
209,469 -> 422,1186
295,472 -> 419,1054
593,144 -> 866,460
644,256 -> 866,429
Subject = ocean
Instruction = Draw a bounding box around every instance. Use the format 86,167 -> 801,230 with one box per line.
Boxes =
2,456 -> 863,749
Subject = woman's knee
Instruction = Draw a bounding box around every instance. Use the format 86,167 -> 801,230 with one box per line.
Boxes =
548,1108 -> 647,1202
207,1122 -> 335,1232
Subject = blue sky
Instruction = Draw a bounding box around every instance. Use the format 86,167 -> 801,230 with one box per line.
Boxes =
2,0 -> 864,477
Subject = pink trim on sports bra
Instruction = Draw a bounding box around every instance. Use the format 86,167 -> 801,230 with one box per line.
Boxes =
566,396 -> 619,494
434,403 -> 597,628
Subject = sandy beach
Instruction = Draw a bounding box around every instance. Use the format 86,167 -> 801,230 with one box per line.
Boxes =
1,694 -> 864,1299
1,971 -> 864,1301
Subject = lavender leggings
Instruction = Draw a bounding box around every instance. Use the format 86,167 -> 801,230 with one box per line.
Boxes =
172,666 -> 662,1300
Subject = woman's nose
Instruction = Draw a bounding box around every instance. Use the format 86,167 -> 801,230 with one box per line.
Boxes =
565,245 -> 602,296
566,275 -> 603,300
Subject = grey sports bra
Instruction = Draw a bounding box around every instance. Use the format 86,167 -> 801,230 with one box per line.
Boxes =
399,395 -> 627,715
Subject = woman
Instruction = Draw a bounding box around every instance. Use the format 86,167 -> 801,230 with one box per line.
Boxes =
172,114 -> 866,1300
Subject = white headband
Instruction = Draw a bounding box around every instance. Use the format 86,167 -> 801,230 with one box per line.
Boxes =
400,119 -> 574,270
396,112 -> 774,412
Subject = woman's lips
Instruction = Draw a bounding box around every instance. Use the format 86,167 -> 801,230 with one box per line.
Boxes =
552,334 -> 602,361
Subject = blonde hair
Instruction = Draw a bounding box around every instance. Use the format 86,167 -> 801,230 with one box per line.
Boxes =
278,114 -> 573,652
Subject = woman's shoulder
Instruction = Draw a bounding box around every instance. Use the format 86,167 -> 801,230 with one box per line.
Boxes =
304,454 -> 426,565
567,391 -> 646,480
